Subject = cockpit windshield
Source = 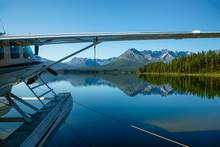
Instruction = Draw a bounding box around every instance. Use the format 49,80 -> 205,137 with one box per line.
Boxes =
23,46 -> 34,59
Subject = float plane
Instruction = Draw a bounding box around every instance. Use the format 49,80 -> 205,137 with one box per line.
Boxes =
0,31 -> 220,146
1,31 -> 220,89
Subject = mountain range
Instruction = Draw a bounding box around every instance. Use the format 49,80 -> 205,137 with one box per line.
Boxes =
54,48 -> 191,71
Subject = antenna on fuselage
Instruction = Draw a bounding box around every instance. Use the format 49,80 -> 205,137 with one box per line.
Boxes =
0,18 -> 6,35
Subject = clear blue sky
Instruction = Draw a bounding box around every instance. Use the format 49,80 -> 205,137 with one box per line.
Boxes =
1,0 -> 220,61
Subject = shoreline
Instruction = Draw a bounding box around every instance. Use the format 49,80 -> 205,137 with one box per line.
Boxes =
137,72 -> 220,77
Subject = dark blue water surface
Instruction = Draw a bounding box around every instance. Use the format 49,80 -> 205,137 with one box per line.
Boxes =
11,74 -> 220,146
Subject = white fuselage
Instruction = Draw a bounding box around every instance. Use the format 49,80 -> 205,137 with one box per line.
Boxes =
0,43 -> 45,95
0,43 -> 41,68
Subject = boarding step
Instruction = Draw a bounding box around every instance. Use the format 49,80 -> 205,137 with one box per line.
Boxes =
30,83 -> 46,90
38,89 -> 53,98
23,74 -> 57,107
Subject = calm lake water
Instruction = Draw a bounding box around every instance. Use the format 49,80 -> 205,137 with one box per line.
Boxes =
9,73 -> 220,146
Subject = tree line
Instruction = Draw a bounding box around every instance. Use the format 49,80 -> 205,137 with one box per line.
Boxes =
138,51 -> 220,73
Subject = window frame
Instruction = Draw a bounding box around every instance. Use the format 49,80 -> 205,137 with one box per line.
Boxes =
10,44 -> 20,59
0,45 -> 4,60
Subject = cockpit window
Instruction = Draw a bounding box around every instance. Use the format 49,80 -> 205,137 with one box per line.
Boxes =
0,45 -> 4,60
10,44 -> 20,59
23,46 -> 33,59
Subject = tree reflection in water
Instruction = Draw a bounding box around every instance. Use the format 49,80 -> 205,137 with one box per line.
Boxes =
139,75 -> 220,99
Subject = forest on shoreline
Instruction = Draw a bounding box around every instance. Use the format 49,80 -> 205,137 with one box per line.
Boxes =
138,51 -> 220,75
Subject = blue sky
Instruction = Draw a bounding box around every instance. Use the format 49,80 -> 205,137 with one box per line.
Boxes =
1,0 -> 220,61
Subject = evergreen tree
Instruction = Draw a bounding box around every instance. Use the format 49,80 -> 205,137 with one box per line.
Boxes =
138,51 -> 220,74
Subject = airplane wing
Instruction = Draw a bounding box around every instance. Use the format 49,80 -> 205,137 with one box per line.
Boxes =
1,32 -> 220,46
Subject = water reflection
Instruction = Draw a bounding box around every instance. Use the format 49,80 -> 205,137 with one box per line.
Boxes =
42,72 -> 220,99
39,72 -> 220,146
140,75 -> 220,99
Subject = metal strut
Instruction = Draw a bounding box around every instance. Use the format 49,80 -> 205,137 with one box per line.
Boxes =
5,93 -> 41,123
94,42 -> 97,72
93,37 -> 99,74
48,41 -> 101,68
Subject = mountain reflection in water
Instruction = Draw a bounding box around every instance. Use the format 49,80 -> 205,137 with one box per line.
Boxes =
42,72 -> 220,99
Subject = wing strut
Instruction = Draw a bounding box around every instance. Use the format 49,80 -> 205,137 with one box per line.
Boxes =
26,41 -> 101,87
48,41 -> 101,68
26,40 -> 102,82
94,43 -> 97,72
94,37 -> 98,73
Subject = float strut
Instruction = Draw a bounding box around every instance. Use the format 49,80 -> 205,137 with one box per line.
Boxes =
6,94 -> 32,123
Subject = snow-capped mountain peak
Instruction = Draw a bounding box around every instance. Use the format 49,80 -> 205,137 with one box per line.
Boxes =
66,48 -> 190,70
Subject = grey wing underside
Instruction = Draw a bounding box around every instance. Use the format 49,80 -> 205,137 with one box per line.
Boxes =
0,32 -> 220,46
